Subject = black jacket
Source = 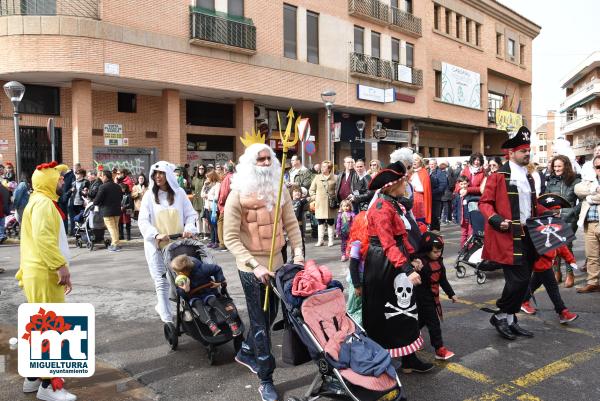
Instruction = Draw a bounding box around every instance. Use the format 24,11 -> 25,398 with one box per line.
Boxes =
60,170 -> 75,206
335,169 -> 369,206
88,179 -> 102,201
94,181 -> 123,217
430,168 -> 449,201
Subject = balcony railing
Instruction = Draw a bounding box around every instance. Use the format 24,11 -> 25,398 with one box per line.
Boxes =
348,0 -> 422,37
390,6 -> 422,37
348,0 -> 389,25
350,52 -> 423,88
190,7 -> 256,53
0,0 -> 98,19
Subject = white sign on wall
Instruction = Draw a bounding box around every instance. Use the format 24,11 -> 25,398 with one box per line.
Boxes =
397,65 -> 413,84
357,85 -> 395,104
103,124 -> 123,146
441,62 -> 481,109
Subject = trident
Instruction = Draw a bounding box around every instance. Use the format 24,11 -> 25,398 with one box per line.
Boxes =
263,108 -> 300,311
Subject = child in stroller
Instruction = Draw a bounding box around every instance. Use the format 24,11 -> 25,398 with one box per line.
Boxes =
454,195 -> 501,284
162,238 -> 244,365
171,254 -> 241,337
73,202 -> 111,250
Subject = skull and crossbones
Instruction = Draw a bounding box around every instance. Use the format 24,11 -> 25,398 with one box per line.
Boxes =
385,274 -> 418,320
534,216 -> 566,247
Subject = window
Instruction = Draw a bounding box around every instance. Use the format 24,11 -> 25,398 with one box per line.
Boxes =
507,38 -> 516,58
227,0 -> 243,16
435,70 -> 442,98
434,5 -> 440,30
118,92 -> 137,113
475,23 -> 481,46
404,0 -> 413,14
22,0 -> 56,14
520,44 -> 525,65
306,11 -> 319,64
392,38 -> 400,63
391,0 -> 398,7
18,84 -> 60,115
406,42 -> 414,67
455,14 -> 461,38
465,19 -> 471,42
445,10 -> 450,34
496,33 -> 502,55
371,31 -> 381,59
196,0 -> 214,10
186,100 -> 234,127
283,4 -> 297,59
488,92 -> 504,122
354,26 -> 364,54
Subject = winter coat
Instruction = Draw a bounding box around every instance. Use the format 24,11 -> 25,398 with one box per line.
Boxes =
131,184 -> 148,212
309,173 -> 338,220
190,176 -> 206,211
70,179 -> 90,207
574,178 -> 600,228
429,168 -> 448,201
292,167 -> 314,190
88,179 -> 102,201
94,181 -> 123,217
60,170 -> 75,206
334,170 -> 368,206
456,167 -> 485,196
544,174 -> 581,229
13,181 -> 30,211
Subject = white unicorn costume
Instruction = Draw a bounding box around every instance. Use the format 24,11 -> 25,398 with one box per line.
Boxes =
138,161 -> 198,322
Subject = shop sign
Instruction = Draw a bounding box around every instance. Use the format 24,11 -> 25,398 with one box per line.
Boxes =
357,85 -> 395,104
103,124 -> 123,146
383,129 -> 410,143
495,110 -> 523,134
0,139 -> 8,151
441,62 -> 481,109
187,151 -> 233,167
104,63 -> 120,76
396,93 -> 415,103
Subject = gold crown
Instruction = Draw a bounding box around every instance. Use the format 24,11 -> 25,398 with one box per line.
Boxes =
240,127 -> 266,148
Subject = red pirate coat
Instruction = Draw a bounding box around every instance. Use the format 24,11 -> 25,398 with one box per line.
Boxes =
479,162 -> 545,266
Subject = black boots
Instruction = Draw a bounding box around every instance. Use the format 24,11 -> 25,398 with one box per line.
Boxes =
490,314 -> 516,340
508,316 -> 534,337
401,353 -> 434,373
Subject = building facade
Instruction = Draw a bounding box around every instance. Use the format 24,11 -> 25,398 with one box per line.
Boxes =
0,0 -> 540,176
532,110 -> 556,167
560,51 -> 600,160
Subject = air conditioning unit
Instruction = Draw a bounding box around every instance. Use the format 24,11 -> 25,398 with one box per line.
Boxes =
254,105 -> 267,120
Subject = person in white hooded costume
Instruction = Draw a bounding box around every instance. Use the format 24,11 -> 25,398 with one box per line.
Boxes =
138,161 -> 198,323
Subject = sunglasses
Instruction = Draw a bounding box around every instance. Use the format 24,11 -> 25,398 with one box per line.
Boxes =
595,165 -> 600,170
370,164 -> 377,166
257,156 -> 271,163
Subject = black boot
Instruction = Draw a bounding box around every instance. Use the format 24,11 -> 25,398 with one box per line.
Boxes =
401,353 -> 434,373
490,314 -> 516,340
119,225 -> 124,241
509,315 -> 534,337
126,225 -> 131,241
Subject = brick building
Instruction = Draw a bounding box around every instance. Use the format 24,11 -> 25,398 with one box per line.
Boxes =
0,0 -> 540,176
559,51 -> 600,160
532,110 -> 556,167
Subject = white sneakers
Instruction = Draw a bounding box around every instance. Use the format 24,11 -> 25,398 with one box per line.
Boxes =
23,378 -> 77,401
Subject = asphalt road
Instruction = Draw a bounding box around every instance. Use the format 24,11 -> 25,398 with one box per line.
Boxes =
1,223 -> 599,401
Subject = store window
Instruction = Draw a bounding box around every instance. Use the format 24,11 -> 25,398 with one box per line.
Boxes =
186,100 -> 234,127
19,84 -> 60,116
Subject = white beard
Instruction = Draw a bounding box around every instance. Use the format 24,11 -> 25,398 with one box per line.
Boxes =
231,163 -> 281,211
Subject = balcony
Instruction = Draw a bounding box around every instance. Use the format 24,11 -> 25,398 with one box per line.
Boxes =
559,80 -> 600,113
390,6 -> 422,37
190,7 -> 256,54
350,52 -> 423,89
0,0 -> 98,19
561,113 -> 600,134
348,0 -> 389,26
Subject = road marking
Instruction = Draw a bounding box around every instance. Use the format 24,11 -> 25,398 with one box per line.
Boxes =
516,394 -> 544,401
512,345 -> 600,388
443,362 -> 496,384
463,392 -> 502,401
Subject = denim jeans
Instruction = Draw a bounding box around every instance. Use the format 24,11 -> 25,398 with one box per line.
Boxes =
0,216 -> 6,239
238,270 -> 279,383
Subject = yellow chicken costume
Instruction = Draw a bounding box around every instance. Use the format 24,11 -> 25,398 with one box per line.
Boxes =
16,161 -> 70,303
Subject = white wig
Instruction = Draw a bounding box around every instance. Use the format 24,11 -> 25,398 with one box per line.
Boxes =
390,147 -> 414,168
231,143 -> 282,211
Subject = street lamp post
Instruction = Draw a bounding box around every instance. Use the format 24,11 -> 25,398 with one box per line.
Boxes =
3,81 -> 26,182
321,90 -> 336,163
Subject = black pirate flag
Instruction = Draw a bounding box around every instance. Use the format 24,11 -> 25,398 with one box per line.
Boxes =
526,214 -> 575,255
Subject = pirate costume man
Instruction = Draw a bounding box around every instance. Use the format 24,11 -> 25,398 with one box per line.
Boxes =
479,127 -> 545,340
363,162 -> 432,373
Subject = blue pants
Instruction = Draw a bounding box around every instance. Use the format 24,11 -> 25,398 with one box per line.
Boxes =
238,270 -> 279,383
452,195 -> 461,223
0,216 -> 6,240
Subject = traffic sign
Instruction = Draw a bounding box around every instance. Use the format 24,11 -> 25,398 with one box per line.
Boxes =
305,141 -> 316,155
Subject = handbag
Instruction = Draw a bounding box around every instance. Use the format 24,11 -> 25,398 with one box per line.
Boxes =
323,179 -> 339,209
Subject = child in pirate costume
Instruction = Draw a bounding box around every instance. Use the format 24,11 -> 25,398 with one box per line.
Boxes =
479,127 -> 547,341
413,232 -> 457,360
520,194 -> 579,324
363,161 -> 432,374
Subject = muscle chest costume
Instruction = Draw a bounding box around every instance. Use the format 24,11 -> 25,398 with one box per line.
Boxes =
138,161 -> 198,323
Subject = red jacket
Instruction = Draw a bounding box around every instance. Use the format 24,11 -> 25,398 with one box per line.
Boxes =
455,167 -> 485,195
534,245 -> 575,272
479,163 -> 545,266
217,172 -> 233,214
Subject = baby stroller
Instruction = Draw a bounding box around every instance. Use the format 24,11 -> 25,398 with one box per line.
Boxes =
74,203 -> 111,251
273,264 -> 406,401
5,212 -> 19,238
161,237 -> 244,365
455,196 -> 501,284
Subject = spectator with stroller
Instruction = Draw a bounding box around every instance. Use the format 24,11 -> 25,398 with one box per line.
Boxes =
459,153 -> 486,196
138,161 -> 198,323
413,232 -> 457,360
217,162 -> 235,251
336,199 -> 355,262
191,165 -> 207,236
94,169 -> 123,252
429,159 -> 448,232
479,127 -> 542,341
171,254 -> 241,337
13,173 -> 30,224
309,160 -> 337,247
574,154 -> 600,293
545,155 -> 582,288
68,168 -> 89,236
131,173 -> 148,220
87,170 -> 102,201
224,143 -> 304,401
119,183 -> 134,241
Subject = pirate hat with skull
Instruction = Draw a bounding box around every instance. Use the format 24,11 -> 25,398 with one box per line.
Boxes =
537,193 -> 572,210
368,161 -> 407,191
501,126 -> 531,151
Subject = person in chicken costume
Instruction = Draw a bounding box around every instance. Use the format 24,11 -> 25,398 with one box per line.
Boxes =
16,161 -> 77,401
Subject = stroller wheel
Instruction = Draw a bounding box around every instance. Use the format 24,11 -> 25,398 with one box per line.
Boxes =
86,241 -> 94,251
287,397 -> 305,401
476,271 -> 487,285
75,239 -> 82,248
207,344 -> 216,365
233,334 -> 244,353
163,322 -> 179,350
455,265 -> 466,278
